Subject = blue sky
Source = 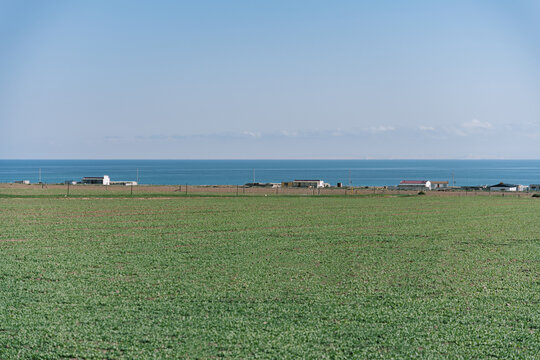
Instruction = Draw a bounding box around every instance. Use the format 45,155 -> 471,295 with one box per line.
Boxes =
1,0 -> 540,159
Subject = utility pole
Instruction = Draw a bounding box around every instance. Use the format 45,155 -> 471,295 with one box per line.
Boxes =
136,168 -> 139,183
349,170 -> 352,187
253,168 -> 255,184
452,171 -> 455,187
38,168 -> 41,183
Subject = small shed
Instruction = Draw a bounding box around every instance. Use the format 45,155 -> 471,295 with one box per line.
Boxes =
430,181 -> 449,190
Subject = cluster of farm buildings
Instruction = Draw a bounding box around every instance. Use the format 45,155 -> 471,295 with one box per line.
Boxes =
15,175 -> 137,186
13,176 -> 540,192
246,179 -> 540,192
77,176 -> 137,186
396,180 -> 540,192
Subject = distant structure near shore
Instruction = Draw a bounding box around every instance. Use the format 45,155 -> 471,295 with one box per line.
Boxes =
81,175 -> 137,186
430,181 -> 449,190
397,180 -> 450,191
82,176 -> 110,185
488,182 -> 528,192
281,180 -> 329,188
244,182 -> 280,188
397,180 -> 431,191
110,181 -> 138,186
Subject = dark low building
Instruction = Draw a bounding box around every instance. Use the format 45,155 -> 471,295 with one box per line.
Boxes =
488,182 -> 519,191
397,180 -> 431,190
282,180 -> 327,188
244,182 -> 280,188
461,185 -> 487,191
82,175 -> 110,185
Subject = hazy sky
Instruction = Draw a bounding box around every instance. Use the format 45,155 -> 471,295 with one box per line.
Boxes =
1,0 -> 540,159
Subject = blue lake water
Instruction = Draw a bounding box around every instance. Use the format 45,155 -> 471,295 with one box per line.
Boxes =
1,160 -> 540,186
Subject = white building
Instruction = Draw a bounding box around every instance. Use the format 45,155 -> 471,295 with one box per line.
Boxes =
397,180 -> 431,190
430,181 -> 449,190
82,175 -> 111,185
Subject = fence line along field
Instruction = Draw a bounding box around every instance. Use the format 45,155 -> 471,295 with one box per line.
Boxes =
0,192 -> 538,358
1,182 -> 535,198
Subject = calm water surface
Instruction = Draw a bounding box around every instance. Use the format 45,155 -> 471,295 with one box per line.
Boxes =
1,160 -> 540,186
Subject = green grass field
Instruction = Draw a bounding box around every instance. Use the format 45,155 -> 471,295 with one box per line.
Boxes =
0,194 -> 538,358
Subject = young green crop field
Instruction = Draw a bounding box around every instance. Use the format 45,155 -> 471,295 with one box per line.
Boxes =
0,194 -> 538,358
